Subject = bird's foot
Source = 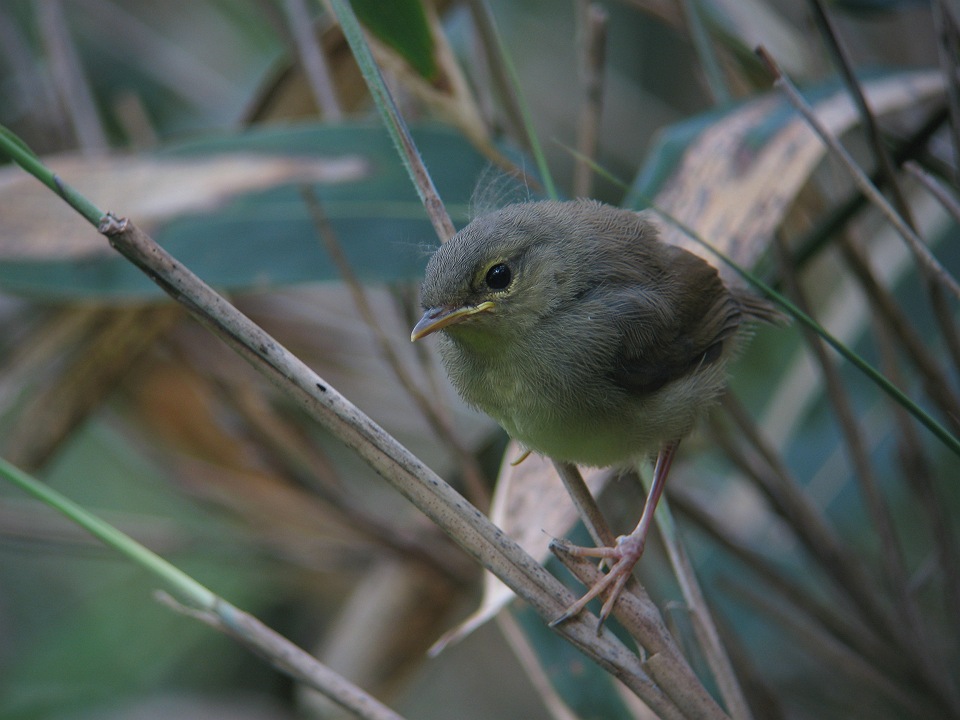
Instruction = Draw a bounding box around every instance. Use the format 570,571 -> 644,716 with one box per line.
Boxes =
549,533 -> 647,631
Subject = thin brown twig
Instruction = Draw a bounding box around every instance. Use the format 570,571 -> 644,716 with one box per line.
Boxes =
667,483 -> 903,678
677,0 -> 731,105
932,0 -> 960,185
871,313 -> 960,621
904,160 -> 960,226
464,0 -> 528,149
713,399 -> 884,631
645,483 -> 754,720
212,373 -> 475,583
282,0 -> 344,120
547,456 -> 727,698
619,0 -> 684,28
301,186 -> 490,507
807,0 -> 914,223
774,232 -> 928,664
0,5 -> 65,147
808,0 -> 960,375
715,395 -> 960,716
573,1 -> 608,198
719,580 -> 934,718
707,609 -> 786,720
785,104 -> 948,270
77,0 -> 236,110
921,258 -> 960,380
756,45 -> 960,303
495,611 -> 581,720
552,549 -> 729,720
837,234 -> 960,434
552,460 -> 616,548
156,592 -> 408,720
326,0 -> 456,244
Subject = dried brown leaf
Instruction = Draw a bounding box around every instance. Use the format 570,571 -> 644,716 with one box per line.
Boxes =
432,443 -> 613,649
0,153 -> 367,260
654,70 -> 945,276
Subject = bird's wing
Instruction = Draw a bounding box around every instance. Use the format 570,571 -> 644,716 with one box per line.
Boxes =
609,245 -> 742,396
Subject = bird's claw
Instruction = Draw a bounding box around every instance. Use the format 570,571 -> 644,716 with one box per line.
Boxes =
549,534 -> 647,632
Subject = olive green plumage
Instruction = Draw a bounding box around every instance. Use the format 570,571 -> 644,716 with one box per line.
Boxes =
414,199 -> 775,467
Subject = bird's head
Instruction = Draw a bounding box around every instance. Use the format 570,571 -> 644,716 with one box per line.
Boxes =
411,201 -> 590,345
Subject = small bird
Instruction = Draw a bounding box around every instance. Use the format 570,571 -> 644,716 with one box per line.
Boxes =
411,199 -> 777,625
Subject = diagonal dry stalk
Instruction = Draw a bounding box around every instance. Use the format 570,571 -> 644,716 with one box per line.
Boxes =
98,213 -> 717,718
836,235 -> 960,434
807,0 -> 960,385
774,232 -> 920,638
554,550 -> 728,719
756,46 -> 960,305
300,185 -> 491,507
667,482 -> 904,676
323,4 -> 744,714
155,592 -> 406,720
281,0 -> 344,120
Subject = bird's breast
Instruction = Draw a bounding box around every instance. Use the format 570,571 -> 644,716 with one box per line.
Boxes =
437,331 -> 673,466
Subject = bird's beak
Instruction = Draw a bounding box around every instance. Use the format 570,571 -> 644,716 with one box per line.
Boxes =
410,301 -> 495,341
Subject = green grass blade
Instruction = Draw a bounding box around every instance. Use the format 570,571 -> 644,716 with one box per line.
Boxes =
327,0 -> 456,241
0,123 -> 103,226
0,456 -> 218,610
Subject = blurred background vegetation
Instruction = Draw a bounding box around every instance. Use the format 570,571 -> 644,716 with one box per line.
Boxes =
0,0 -> 958,718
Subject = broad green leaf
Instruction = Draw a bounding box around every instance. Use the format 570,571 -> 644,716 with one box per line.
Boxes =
352,0 -> 437,81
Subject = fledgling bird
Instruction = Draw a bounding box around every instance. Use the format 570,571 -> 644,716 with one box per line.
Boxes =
411,199 -> 777,624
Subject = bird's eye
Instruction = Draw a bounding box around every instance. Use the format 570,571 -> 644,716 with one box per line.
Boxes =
484,263 -> 512,290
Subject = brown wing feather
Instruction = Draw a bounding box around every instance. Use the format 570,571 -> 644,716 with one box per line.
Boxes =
609,244 -> 742,395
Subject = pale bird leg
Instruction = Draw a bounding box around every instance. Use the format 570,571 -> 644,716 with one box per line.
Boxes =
550,441 -> 679,630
